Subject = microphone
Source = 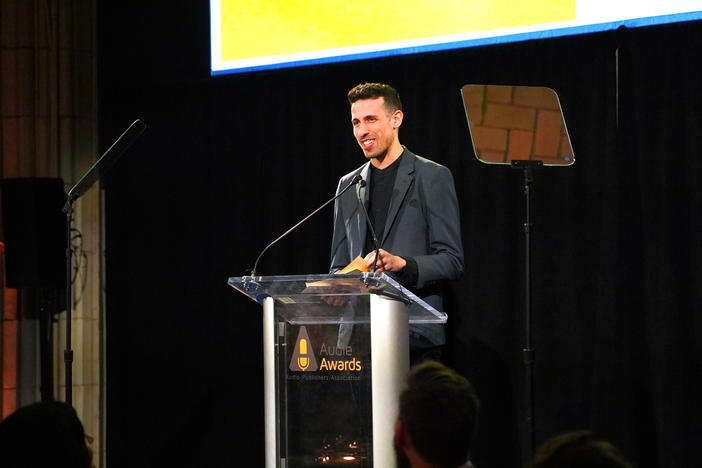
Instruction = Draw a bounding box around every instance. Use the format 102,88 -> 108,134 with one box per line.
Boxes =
250,174 -> 364,277
356,178 -> 381,272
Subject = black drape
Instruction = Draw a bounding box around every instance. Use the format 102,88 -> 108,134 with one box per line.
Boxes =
99,4 -> 702,467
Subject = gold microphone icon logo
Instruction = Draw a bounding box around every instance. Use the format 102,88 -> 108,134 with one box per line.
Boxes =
290,326 -> 318,372
298,339 -> 309,370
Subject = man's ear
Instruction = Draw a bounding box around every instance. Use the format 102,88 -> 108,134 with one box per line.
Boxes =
394,418 -> 407,448
392,110 -> 404,130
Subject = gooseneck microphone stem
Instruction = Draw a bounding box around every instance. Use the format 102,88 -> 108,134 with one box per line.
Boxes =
356,179 -> 380,272
250,175 -> 363,277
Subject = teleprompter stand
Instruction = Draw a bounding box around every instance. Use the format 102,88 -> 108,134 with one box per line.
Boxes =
511,159 -> 542,456
460,84 -> 575,462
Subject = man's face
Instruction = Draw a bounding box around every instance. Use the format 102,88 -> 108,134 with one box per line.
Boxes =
351,97 -> 402,161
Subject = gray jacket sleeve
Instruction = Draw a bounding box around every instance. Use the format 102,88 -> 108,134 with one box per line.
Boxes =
413,164 -> 464,288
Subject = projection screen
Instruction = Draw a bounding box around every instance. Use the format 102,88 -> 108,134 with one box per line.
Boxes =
210,1 -> 702,75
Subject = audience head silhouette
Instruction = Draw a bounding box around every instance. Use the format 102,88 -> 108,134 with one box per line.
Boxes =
394,361 -> 480,468
0,400 -> 93,468
529,430 -> 634,468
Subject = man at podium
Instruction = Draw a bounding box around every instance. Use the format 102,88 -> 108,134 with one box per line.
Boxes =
330,82 -> 464,361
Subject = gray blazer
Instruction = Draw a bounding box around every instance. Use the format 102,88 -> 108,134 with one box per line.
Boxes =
330,148 -> 464,344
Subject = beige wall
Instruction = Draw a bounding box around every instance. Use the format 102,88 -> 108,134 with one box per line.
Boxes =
0,0 -> 102,465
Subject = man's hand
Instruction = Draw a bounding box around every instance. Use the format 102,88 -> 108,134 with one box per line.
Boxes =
323,295 -> 350,307
363,249 -> 406,273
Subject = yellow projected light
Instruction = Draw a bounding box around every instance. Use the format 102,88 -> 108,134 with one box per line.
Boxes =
220,0 -> 575,61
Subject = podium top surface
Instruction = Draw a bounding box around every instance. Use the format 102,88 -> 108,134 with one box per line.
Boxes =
228,273 -> 447,324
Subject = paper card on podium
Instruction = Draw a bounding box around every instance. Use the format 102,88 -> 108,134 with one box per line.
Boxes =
304,257 -> 370,290
339,256 -> 369,274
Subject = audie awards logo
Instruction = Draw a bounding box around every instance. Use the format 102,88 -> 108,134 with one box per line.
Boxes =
289,326 -> 362,372
290,326 -> 319,372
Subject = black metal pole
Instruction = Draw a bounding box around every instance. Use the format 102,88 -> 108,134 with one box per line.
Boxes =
64,203 -> 74,405
511,159 -> 541,462
523,164 -> 535,458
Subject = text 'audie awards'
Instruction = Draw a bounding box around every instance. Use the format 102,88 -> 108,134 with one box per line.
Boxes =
318,343 -> 362,371
290,326 -> 363,373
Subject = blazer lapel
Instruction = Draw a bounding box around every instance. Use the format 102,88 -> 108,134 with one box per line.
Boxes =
381,151 -> 415,245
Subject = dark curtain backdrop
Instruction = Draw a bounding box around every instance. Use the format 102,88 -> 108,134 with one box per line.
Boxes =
99,4 -> 701,467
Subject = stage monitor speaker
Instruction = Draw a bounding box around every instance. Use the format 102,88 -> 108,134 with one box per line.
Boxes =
0,177 -> 67,289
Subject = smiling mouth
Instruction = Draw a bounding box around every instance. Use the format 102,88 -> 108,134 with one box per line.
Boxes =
361,139 -> 374,148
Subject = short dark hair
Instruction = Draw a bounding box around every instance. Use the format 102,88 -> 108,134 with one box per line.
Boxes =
347,82 -> 402,112
398,361 -> 480,467
529,430 -> 634,468
0,400 -> 93,468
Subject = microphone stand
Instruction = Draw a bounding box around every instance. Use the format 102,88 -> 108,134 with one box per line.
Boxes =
63,119 -> 146,405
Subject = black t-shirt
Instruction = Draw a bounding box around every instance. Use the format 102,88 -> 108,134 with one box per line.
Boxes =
365,157 -> 400,250
364,155 -> 419,285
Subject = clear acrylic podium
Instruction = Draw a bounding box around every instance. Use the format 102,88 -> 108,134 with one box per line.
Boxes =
228,273 -> 446,468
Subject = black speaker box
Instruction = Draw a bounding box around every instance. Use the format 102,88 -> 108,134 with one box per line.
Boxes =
0,178 -> 67,289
